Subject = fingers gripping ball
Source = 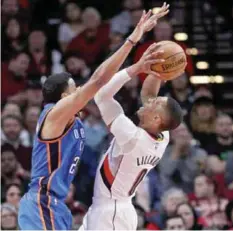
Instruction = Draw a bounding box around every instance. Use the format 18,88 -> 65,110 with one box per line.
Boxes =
151,41 -> 187,81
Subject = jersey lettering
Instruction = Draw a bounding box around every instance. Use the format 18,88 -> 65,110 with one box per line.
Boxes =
79,141 -> 84,152
74,129 -> 79,139
69,157 -> 80,174
137,156 -> 160,166
80,128 -> 85,138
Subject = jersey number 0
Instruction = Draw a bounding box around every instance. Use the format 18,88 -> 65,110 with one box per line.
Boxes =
128,169 -> 148,196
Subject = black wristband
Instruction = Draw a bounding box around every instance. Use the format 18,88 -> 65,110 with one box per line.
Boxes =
127,38 -> 137,46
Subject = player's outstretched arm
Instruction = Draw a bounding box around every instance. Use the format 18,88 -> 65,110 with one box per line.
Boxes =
48,4 -> 169,125
94,43 -> 165,145
141,74 -> 163,104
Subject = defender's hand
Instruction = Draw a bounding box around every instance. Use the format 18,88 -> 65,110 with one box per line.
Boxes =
136,43 -> 165,76
129,2 -> 169,43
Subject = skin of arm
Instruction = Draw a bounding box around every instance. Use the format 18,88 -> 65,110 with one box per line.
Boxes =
42,40 -> 135,139
140,74 -> 162,104
42,5 -> 170,139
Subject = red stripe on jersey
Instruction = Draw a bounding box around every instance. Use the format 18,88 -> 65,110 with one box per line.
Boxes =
103,154 -> 114,185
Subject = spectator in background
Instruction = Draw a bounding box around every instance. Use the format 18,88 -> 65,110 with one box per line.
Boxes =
108,31 -> 124,54
135,204 -> 148,230
1,51 -> 30,104
67,7 -> 109,67
2,102 -> 22,118
1,203 -> 18,230
135,169 -> 163,213
1,116 -> 32,170
1,0 -> 29,27
206,153 -> 233,200
1,115 -> 25,148
205,114 -> 233,160
225,153 -> 233,192
25,81 -> 43,107
2,16 -> 26,62
189,96 -> 217,149
166,73 -> 194,120
164,215 -> 186,230
134,204 -> 159,230
27,30 -> 52,77
1,144 -> 30,201
159,123 -> 207,193
4,184 -> 22,209
64,52 -> 91,85
134,19 -> 194,82
1,0 -> 19,20
58,1 -> 85,53
225,200 -> 233,229
176,202 -> 205,230
115,76 -> 140,122
194,84 -> 213,99
189,173 -> 228,228
110,0 -> 143,35
148,188 -> 187,229
65,184 -> 88,229
83,101 -> 108,152
23,106 -> 41,147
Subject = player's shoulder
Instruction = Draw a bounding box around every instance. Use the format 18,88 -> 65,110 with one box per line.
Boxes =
139,129 -> 170,147
140,128 -> 169,141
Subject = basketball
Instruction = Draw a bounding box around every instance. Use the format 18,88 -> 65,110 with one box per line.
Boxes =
151,41 -> 187,81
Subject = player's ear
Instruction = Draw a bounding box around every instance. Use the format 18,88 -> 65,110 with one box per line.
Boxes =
153,114 -> 162,125
61,92 -> 69,98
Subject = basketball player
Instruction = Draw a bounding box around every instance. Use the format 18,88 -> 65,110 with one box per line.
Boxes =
18,4 -> 169,230
80,47 -> 184,230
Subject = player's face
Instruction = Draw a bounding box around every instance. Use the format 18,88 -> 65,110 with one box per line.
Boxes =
137,97 -> 166,130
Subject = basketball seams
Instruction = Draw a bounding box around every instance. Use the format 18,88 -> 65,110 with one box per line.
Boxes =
151,41 -> 186,74
163,51 -> 186,61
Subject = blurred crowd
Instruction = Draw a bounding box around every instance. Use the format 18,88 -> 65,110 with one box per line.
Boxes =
1,0 -> 233,230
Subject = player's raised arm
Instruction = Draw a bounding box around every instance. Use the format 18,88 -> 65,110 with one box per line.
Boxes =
47,4 -> 169,124
94,43 -> 165,145
141,74 -> 163,104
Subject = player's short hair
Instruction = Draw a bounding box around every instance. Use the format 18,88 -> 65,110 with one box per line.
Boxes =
42,72 -> 72,104
163,97 -> 183,130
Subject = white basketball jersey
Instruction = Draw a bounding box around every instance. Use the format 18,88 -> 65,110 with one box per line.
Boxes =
93,114 -> 169,200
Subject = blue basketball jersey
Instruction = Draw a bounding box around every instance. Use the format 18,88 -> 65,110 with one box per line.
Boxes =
28,103 -> 85,201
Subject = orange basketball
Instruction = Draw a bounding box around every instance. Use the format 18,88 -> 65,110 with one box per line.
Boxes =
151,41 -> 187,81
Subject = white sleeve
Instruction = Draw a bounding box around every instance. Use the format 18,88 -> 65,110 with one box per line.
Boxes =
94,69 -> 131,126
97,98 -> 124,125
94,69 -> 131,104
110,113 -> 138,146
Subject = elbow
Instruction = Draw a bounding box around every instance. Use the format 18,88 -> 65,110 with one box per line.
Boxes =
94,93 -> 102,105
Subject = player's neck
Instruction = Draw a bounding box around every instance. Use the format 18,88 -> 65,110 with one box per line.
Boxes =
139,122 -> 161,137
